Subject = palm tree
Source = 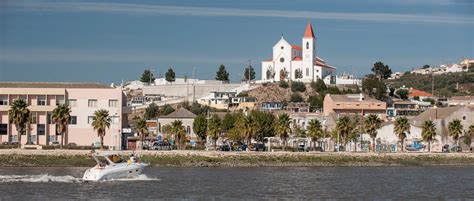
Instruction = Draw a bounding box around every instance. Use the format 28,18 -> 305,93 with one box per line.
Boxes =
394,116 -> 410,152
307,119 -> 323,150
364,114 -> 382,152
336,116 -> 353,152
91,109 -> 111,149
447,119 -> 463,146
243,115 -> 255,147
275,113 -> 291,151
421,120 -> 437,153
52,104 -> 71,148
171,120 -> 186,150
135,117 -> 148,150
208,114 -> 221,150
9,99 -> 30,148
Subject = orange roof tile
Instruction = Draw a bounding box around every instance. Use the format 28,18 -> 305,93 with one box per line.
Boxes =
292,56 -> 302,61
264,58 -> 273,62
291,45 -> 302,51
303,21 -> 315,38
409,89 -> 433,97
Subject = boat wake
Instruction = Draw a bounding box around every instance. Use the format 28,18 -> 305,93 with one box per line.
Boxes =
0,174 -> 159,183
107,174 -> 160,182
0,174 -> 82,183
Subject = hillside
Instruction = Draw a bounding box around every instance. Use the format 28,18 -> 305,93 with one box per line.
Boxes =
386,72 -> 474,97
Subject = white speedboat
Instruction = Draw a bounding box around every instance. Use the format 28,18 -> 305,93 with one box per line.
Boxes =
83,152 -> 148,182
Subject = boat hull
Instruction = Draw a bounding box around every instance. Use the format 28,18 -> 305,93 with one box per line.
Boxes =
83,163 -> 148,182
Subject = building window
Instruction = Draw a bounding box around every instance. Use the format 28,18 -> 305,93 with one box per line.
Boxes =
37,95 -> 46,106
0,96 -> 8,105
306,42 -> 309,49
47,112 -> 53,124
31,113 -> 37,124
56,96 -> 65,105
280,57 -> 285,63
110,116 -> 119,124
281,46 -> 284,50
463,116 -> 466,120
10,135 -> 18,142
37,124 -> 45,135
48,135 -> 56,143
88,99 -> 97,107
109,99 -> 118,107
0,124 -> 7,135
186,126 -> 191,134
88,116 -> 94,124
306,68 -> 309,76
69,116 -> 77,125
68,99 -> 77,107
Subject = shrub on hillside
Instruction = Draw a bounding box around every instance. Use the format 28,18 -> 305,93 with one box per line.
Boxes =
311,79 -> 327,93
291,81 -> 306,92
279,80 -> 289,89
290,93 -> 304,102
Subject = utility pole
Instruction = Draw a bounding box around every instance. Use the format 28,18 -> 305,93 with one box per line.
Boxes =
192,67 -> 196,103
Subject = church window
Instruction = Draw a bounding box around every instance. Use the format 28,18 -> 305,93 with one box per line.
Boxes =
306,42 -> 309,49
306,68 -> 309,76
281,46 -> 284,50
280,57 -> 285,63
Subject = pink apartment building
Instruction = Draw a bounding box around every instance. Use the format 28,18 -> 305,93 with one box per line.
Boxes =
0,82 -> 130,149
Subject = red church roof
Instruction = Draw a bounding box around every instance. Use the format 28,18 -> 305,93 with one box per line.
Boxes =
291,45 -> 302,51
292,56 -> 302,61
303,21 -> 315,38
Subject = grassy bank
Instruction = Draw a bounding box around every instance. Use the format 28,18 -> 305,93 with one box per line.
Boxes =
1,152 -> 473,167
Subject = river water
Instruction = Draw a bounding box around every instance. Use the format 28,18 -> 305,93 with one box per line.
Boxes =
0,166 -> 473,200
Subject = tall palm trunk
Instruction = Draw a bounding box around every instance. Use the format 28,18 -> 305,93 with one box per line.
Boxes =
428,140 -> 431,153
214,138 -> 217,150
100,135 -> 104,150
372,137 -> 376,152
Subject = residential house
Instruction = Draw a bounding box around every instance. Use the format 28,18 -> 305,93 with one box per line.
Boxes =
323,94 -> 387,118
156,108 -> 197,141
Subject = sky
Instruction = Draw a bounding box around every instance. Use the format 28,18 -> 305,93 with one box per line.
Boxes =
0,0 -> 473,84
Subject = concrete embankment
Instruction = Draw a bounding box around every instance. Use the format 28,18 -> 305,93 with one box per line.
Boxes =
0,150 -> 473,167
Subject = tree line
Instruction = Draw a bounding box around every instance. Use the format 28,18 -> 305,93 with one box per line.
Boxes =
139,64 -> 256,84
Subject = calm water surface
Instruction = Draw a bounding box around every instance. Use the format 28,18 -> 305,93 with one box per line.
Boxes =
0,166 -> 473,200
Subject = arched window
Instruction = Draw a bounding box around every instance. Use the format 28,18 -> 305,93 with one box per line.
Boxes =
306,68 -> 309,76
306,42 -> 309,49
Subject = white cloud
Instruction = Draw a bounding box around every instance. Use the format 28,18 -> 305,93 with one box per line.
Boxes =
6,1 -> 473,24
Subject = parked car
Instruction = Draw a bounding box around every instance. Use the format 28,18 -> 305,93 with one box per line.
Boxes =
298,144 -> 309,152
52,141 -> 60,145
442,144 -> 462,153
250,143 -> 265,151
218,144 -> 231,151
150,141 -> 172,150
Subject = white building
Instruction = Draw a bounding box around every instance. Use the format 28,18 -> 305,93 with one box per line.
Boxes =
261,22 -> 336,83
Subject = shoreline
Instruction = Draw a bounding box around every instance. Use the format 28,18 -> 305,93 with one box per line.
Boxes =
0,150 -> 473,167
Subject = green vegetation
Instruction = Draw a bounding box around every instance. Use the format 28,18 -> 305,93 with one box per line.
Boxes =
291,81 -> 306,92
9,99 -> 30,147
52,104 -> 72,148
171,120 -> 186,150
311,79 -> 327,93
243,64 -> 256,81
387,72 -> 474,97
364,114 -> 382,152
394,117 -> 410,152
371,61 -> 392,80
140,69 -> 155,85
160,104 -> 175,115
290,93 -> 304,102
279,80 -> 289,88
192,114 -> 207,142
135,117 -> 148,150
294,69 -> 303,79
1,154 -> 473,167
208,114 -> 222,150
215,64 -> 230,82
447,119 -> 463,146
144,103 -> 159,119
91,109 -> 111,149
165,68 -> 176,84
422,120 -> 437,153
275,113 -> 291,150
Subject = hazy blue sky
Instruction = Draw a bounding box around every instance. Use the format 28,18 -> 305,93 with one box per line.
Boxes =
0,0 -> 472,84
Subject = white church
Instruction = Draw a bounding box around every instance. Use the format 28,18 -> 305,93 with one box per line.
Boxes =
261,22 -> 336,83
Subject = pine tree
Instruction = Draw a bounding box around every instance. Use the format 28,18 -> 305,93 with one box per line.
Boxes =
165,68 -> 176,84
244,65 -> 256,82
140,69 -> 155,85
215,64 -> 230,82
